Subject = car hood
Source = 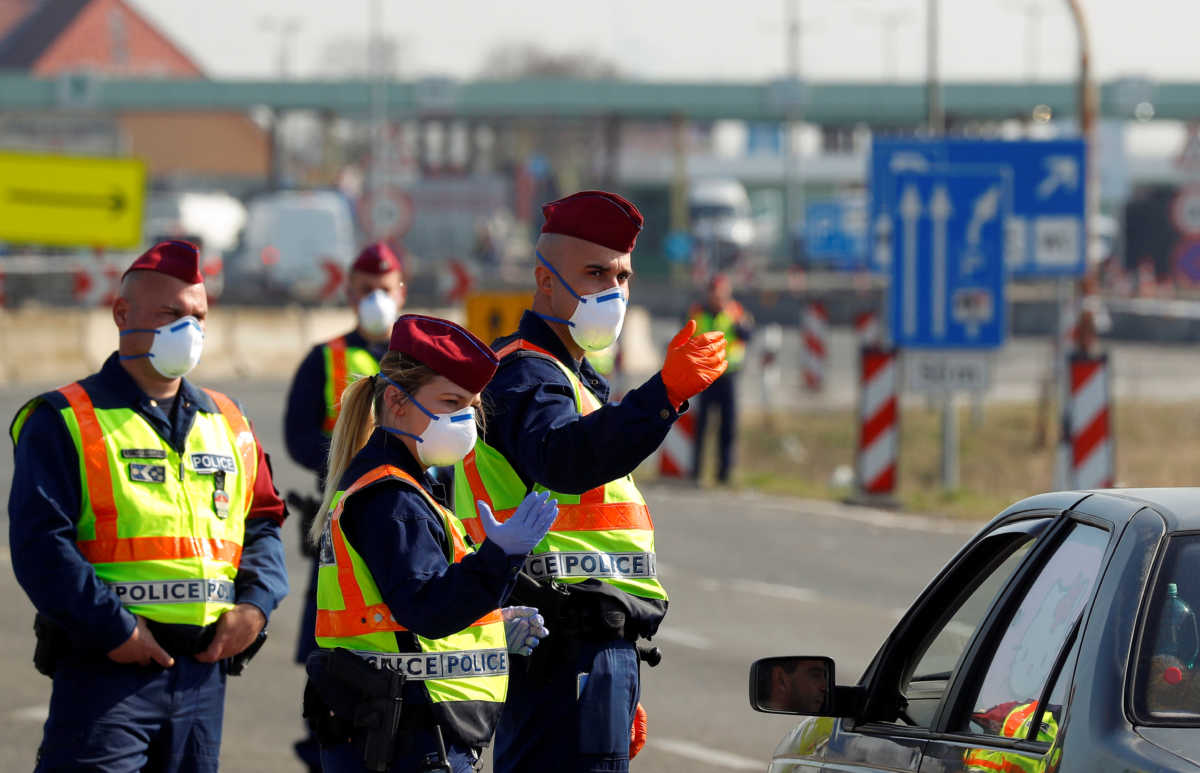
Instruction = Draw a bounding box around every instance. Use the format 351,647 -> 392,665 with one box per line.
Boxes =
1137,726 -> 1200,768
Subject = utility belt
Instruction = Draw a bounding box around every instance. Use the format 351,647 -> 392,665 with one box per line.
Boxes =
32,613 -> 266,677
511,572 -> 664,673
305,647 -> 461,773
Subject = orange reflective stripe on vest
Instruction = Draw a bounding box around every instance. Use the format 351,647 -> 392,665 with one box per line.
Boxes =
60,382 -> 118,542
203,388 -> 256,511
318,464 -> 503,639
59,383 -> 248,565
323,336 -> 349,433
1003,701 -> 1037,738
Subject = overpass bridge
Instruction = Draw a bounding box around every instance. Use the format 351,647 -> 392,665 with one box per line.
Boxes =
0,73 -> 1190,124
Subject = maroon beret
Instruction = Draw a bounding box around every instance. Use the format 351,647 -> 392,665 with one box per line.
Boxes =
123,240 -> 203,284
351,242 -> 403,276
389,314 -> 498,394
540,190 -> 644,253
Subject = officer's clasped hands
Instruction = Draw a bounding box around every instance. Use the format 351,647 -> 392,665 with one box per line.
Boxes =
501,605 -> 550,656
476,490 -> 559,555
661,319 -> 729,407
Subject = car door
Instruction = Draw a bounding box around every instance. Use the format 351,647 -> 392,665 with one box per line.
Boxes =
917,514 -> 1113,773
780,515 -> 1060,773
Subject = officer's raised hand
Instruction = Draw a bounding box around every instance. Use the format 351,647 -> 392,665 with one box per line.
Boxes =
661,319 -> 728,407
108,615 -> 175,668
502,605 -> 549,656
477,491 -> 558,555
196,603 -> 266,663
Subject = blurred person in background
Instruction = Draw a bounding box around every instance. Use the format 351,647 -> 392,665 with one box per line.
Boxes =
689,273 -> 753,485
8,241 -> 288,772
451,190 -> 728,772
303,314 -> 555,772
283,241 -> 405,771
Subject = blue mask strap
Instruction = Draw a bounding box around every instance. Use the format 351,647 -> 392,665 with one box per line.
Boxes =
118,328 -> 159,361
381,426 -> 423,444
536,250 -> 585,303
378,373 -> 439,421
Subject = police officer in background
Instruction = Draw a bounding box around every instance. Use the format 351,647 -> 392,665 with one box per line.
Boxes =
688,273 -> 752,485
8,241 -> 288,772
284,241 -> 405,770
304,314 -> 556,772
452,190 -> 729,772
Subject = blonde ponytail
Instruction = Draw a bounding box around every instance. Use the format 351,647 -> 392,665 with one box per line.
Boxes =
308,352 -> 443,546
310,375 -> 378,546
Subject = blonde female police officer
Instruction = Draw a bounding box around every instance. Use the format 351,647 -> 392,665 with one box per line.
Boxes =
304,314 -> 558,772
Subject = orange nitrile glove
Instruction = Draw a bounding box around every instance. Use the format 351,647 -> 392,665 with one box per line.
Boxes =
630,702 -> 648,759
661,319 -> 728,407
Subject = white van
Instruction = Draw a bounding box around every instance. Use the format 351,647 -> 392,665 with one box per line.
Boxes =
227,190 -> 358,304
688,178 -> 757,269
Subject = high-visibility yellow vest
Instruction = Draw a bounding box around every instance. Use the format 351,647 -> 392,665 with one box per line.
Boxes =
11,382 -> 257,627
315,464 -> 509,746
453,339 -> 668,602
321,336 -> 381,434
963,701 -> 1060,773
691,303 -> 747,370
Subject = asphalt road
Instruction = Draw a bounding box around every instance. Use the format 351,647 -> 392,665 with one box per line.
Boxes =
0,378 -> 976,772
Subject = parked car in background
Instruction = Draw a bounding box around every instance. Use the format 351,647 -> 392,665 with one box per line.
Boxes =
751,489 -> 1200,772
225,190 -> 357,304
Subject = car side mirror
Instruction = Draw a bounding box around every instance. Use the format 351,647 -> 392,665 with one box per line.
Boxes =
749,656 -> 835,715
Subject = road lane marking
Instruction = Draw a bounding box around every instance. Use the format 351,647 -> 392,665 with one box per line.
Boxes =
729,578 -> 820,602
653,627 -> 713,650
649,738 -> 762,770
9,705 -> 48,722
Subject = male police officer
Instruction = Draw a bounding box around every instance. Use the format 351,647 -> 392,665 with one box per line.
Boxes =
688,273 -> 752,484
283,241 -> 404,769
453,190 -> 728,772
9,241 -> 288,772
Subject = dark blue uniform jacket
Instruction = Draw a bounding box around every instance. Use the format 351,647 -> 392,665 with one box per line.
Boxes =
483,311 -> 679,635
8,353 -> 289,653
285,329 -> 386,486
328,428 -> 524,704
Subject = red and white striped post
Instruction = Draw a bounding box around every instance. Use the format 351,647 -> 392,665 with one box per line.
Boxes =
854,309 -> 881,348
801,301 -> 829,392
1066,353 -> 1114,489
658,410 -> 695,479
854,346 -> 899,500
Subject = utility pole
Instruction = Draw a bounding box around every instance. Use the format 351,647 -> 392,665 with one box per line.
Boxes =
1005,0 -> 1046,82
259,16 -> 301,79
368,0 -> 387,193
784,0 -> 805,243
1055,0 -> 1097,490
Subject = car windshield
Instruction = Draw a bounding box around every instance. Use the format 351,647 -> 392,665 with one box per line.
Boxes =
1136,533 -> 1200,722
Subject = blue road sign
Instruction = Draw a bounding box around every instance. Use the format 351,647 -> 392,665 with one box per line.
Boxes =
889,168 -> 1010,349
804,197 -> 868,270
871,137 -> 1086,277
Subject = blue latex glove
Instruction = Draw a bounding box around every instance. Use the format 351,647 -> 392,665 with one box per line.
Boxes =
477,491 -> 558,556
502,605 -> 549,656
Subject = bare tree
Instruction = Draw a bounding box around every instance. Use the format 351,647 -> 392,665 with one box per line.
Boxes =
478,43 -> 621,80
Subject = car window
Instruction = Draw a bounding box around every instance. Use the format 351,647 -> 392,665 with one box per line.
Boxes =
873,521 -> 1048,728
1135,533 -> 1200,723
959,523 -> 1108,738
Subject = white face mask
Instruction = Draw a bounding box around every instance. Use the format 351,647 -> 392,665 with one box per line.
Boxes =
536,250 -> 627,352
357,289 -> 399,339
120,316 -> 205,379
380,375 -> 478,466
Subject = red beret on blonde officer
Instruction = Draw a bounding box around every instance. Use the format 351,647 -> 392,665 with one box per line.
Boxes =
305,313 -> 557,772
8,240 -> 288,772
283,239 -> 406,770
451,189 -> 727,772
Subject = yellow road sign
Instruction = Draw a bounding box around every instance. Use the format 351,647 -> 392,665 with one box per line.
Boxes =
464,291 -> 530,345
0,151 -> 146,248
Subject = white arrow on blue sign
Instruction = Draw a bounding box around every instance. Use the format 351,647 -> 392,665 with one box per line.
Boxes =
871,138 -> 1086,278
889,167 -> 1011,349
